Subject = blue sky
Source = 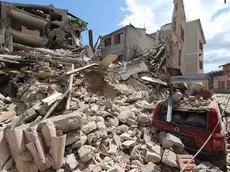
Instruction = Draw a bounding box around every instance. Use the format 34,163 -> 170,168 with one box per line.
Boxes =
3,0 -> 129,45
211,6 -> 230,21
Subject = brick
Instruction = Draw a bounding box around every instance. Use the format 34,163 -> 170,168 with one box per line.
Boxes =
177,155 -> 196,172
21,26 -> 40,37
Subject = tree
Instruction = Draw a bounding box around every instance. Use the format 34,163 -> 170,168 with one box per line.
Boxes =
207,70 -> 223,90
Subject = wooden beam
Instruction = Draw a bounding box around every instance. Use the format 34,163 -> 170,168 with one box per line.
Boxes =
66,63 -> 98,75
66,64 -> 74,110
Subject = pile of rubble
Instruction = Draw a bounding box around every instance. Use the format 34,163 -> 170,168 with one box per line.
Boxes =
0,40 -> 226,172
0,12 -> 224,171
0,73 -> 222,172
0,38 -> 168,172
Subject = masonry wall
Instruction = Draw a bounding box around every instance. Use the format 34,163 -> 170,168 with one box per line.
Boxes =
101,26 -> 155,62
125,27 -> 155,61
101,29 -> 125,61
184,54 -> 198,74
214,75 -> 230,89
185,22 -> 197,55
184,22 -> 198,74
197,23 -> 204,74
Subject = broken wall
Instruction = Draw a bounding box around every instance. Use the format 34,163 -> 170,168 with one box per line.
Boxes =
0,2 -> 88,51
165,0 -> 186,74
125,27 -> 155,61
101,29 -> 126,62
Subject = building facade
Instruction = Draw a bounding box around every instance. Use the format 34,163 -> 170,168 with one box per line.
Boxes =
168,0 -> 187,74
213,63 -> 230,92
151,0 -> 187,74
100,24 -> 155,62
184,19 -> 206,74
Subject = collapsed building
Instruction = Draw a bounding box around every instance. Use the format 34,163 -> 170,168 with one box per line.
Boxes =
0,2 -> 87,51
0,1 -> 228,172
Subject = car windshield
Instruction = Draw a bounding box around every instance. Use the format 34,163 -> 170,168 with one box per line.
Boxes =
160,106 -> 208,129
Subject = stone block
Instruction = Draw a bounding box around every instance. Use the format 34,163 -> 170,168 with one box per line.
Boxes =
162,149 -> 178,168
145,151 -> 161,163
82,121 -> 97,134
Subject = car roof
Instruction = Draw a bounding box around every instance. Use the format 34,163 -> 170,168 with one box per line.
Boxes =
160,99 -> 219,112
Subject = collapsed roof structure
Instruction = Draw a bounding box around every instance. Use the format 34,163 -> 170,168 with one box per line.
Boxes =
0,1 -> 88,51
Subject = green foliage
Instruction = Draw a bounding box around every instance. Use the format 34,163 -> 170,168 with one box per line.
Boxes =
207,70 -> 223,89
75,17 -> 88,27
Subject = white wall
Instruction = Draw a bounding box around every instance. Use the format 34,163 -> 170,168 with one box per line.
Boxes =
184,20 -> 204,74
126,27 -> 155,61
197,23 -> 204,74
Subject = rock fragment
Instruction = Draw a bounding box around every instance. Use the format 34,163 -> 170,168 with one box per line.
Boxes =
78,146 -> 95,162
121,140 -> 136,148
107,165 -> 125,172
142,162 -> 160,172
162,149 -> 178,168
159,132 -> 184,153
82,121 -> 97,134
96,121 -> 106,129
66,154 -> 78,171
145,151 -> 161,163
137,113 -> 150,124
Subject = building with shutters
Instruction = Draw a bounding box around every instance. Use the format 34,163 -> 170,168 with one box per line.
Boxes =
100,24 -> 155,62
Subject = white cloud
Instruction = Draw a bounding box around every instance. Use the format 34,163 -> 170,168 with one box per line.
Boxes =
120,0 -> 230,72
120,7 -> 125,11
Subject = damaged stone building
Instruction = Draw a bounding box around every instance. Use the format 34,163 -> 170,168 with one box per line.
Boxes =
100,24 -> 155,62
152,0 -> 187,75
0,2 -> 88,51
152,0 -> 206,75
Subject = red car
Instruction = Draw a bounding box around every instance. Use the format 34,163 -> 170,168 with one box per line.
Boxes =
152,100 -> 227,169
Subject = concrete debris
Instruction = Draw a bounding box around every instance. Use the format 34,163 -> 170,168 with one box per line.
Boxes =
159,132 -> 185,153
172,92 -> 183,102
82,121 -> 97,134
162,149 -> 178,168
121,140 -> 137,148
142,162 -> 160,172
107,165 -> 125,172
78,145 -> 95,162
66,154 -> 79,171
192,162 -> 223,172
145,151 -> 161,163
0,2 -> 223,172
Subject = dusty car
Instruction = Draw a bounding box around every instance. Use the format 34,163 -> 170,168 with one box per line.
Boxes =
152,100 -> 227,169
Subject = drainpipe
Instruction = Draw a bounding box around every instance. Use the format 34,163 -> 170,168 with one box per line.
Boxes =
88,29 -> 94,50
